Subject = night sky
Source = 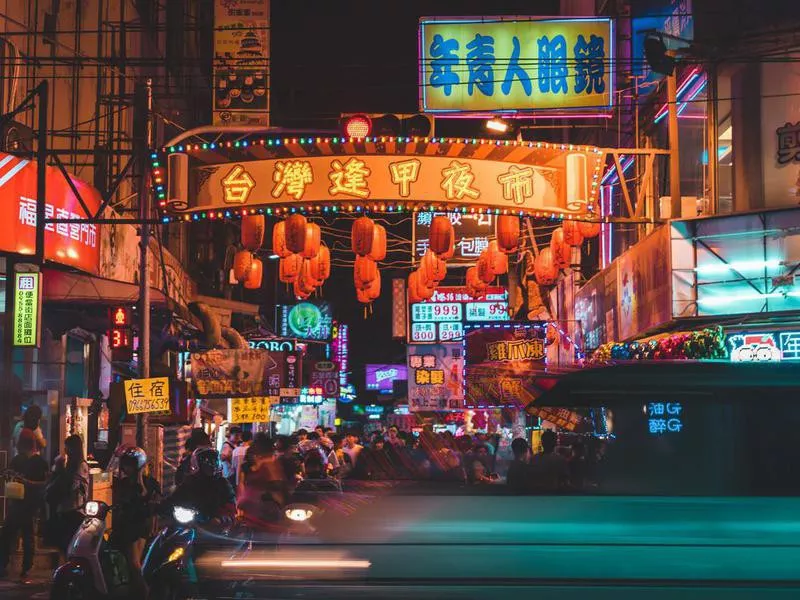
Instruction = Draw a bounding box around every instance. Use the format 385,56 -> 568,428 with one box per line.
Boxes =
269,1 -> 560,396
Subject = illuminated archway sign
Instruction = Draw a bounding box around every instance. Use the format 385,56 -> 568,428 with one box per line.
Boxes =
156,138 -> 605,220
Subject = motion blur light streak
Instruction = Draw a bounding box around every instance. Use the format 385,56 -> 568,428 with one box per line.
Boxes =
220,559 -> 371,569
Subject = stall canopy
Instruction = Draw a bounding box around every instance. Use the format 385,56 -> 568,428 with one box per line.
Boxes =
527,362 -> 800,411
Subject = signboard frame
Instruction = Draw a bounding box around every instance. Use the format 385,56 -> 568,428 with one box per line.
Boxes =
419,16 -> 615,115
12,268 -> 42,348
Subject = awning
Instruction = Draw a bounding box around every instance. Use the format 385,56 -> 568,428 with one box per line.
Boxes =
527,362 -> 800,410
43,269 -> 168,305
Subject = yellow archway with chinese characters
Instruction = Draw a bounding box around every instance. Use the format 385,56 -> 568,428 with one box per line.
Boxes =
158,137 -> 605,221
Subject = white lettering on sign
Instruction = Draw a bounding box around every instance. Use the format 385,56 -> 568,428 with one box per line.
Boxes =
375,368 -> 399,383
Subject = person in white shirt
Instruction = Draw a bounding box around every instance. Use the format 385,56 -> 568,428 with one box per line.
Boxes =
232,430 -> 253,487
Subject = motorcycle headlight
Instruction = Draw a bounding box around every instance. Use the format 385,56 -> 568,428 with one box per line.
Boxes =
85,501 -> 100,517
285,504 -> 314,522
173,506 -> 197,524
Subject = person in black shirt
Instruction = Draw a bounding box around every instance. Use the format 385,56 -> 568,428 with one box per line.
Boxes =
506,438 -> 532,494
0,429 -> 49,582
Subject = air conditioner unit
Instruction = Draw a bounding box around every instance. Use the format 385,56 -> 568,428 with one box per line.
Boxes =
659,196 -> 708,220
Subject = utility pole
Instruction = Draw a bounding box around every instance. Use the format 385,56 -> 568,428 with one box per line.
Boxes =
136,78 -> 153,448
666,71 -> 682,218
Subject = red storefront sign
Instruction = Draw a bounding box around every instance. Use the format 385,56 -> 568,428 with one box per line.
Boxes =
0,152 -> 101,274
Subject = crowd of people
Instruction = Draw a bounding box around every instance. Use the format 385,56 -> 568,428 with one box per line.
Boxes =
0,409 -> 595,585
1,406 -> 91,583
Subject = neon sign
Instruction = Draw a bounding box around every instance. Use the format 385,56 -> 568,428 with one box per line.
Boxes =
724,332 -> 800,363
646,402 -> 683,435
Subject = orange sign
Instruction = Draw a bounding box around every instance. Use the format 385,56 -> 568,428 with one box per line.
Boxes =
193,144 -> 602,215
0,152 -> 101,274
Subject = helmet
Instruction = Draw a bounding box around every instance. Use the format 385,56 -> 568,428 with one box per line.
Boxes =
190,447 -> 221,477
118,446 -> 147,472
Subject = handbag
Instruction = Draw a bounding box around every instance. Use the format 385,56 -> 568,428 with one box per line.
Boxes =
5,479 -> 24,500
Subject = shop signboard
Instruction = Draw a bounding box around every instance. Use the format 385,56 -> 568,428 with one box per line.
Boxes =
213,0 -> 269,126
527,405 -> 582,431
0,152 -> 101,274
331,322 -> 349,387
277,301 -> 333,340
12,269 -> 42,347
310,360 -> 340,399
409,285 -> 508,343
413,212 -> 496,266
229,396 -> 274,423
192,145 -> 601,216
407,343 -> 464,411
248,338 -> 296,351
124,377 -> 171,415
365,363 -> 408,394
646,401 -> 683,436
727,331 -> 800,362
419,17 -> 614,114
191,348 -> 297,398
465,324 -> 546,407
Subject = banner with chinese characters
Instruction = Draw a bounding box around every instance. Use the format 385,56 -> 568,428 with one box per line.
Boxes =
419,17 -> 614,113
191,348 -> 296,398
310,360 -> 340,399
410,285 -> 508,343
0,152 -> 101,274
229,396 -> 275,423
192,144 -> 602,214
413,212 -> 497,266
213,0 -> 269,126
12,270 -> 41,347
124,377 -> 171,415
527,405 -> 582,431
407,343 -> 464,411
465,325 -> 546,407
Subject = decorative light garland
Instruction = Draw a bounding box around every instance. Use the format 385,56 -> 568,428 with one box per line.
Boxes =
150,139 -> 606,222
590,326 -> 727,363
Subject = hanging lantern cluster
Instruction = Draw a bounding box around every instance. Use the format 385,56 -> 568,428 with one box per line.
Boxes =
352,216 -> 386,304
272,215 -> 331,299
232,215 -> 266,289
530,218 -> 601,288
408,216 -> 456,303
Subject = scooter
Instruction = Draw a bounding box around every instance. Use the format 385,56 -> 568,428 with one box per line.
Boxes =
50,500 -> 186,599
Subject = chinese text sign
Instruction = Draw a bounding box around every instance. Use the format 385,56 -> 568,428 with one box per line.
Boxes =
407,343 -> 464,411
13,271 -> 41,347
125,377 -> 171,414
413,212 -> 496,266
420,17 -> 614,113
229,397 -> 274,423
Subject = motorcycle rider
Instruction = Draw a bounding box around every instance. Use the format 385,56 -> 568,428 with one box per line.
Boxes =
165,447 -> 236,524
112,446 -> 160,598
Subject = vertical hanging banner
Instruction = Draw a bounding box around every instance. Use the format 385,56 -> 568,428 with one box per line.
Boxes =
419,17 -> 614,114
407,343 -> 464,411
213,0 -> 270,126
12,268 -> 42,347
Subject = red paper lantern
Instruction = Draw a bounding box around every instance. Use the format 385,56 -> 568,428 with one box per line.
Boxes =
241,215 -> 265,250
293,278 -> 311,300
366,269 -> 381,300
534,247 -> 558,286
486,240 -> 508,275
303,256 -> 324,287
496,215 -> 520,254
272,220 -> 292,258
296,268 -> 316,295
285,214 -> 307,254
317,245 -> 331,281
279,253 -> 303,284
578,220 -> 601,239
550,227 -> 571,269
354,255 -> 378,290
356,287 -> 372,304
466,266 -> 487,298
243,257 -> 263,289
232,250 -> 253,282
415,269 -> 435,300
420,249 -> 446,284
368,224 -> 387,261
429,215 -> 454,256
408,271 -> 423,304
477,253 -> 494,284
302,222 -> 321,259
351,216 -> 375,256
562,220 -> 584,246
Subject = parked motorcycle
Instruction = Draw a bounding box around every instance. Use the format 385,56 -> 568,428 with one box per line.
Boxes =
50,500 -> 188,599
